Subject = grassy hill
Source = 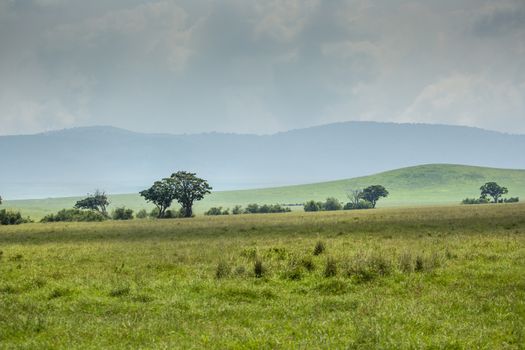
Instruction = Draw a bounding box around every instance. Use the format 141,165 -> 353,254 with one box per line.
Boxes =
4,164 -> 525,219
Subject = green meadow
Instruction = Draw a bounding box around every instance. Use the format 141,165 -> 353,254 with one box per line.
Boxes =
4,164 -> 525,220
1,203 -> 524,348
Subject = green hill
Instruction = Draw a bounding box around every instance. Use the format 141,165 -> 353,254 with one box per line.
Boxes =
4,164 -> 525,219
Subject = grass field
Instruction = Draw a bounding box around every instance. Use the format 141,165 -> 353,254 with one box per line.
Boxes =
4,164 -> 525,220
1,203 -> 524,348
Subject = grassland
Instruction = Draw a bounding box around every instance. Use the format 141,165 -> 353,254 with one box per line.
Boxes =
4,164 -> 525,220
1,203 -> 524,348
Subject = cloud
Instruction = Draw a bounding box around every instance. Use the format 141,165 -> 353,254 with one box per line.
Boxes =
399,74 -> 525,133
0,0 -> 524,135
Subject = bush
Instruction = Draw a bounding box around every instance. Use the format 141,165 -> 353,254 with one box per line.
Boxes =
461,197 -> 490,205
149,208 -> 185,219
232,205 -> 243,215
343,200 -> 373,210
0,209 -> 31,225
241,203 -> 291,214
136,209 -> 148,219
313,241 -> 326,256
244,203 -> 260,214
254,259 -> 265,278
112,207 -> 134,220
205,207 -> 230,216
304,200 -> 322,212
322,197 -> 342,211
215,261 -> 231,279
504,197 -> 520,203
40,209 -> 106,223
324,257 -> 338,277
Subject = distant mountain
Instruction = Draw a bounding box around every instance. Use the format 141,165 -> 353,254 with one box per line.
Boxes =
1,122 -> 525,199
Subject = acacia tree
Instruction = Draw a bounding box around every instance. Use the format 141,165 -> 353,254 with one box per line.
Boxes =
480,182 -> 508,203
139,180 -> 177,218
75,190 -> 110,216
169,171 -> 212,218
360,185 -> 389,208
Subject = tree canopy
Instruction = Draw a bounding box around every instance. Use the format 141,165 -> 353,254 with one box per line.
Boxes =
480,182 -> 508,203
360,185 -> 389,208
139,180 -> 177,218
169,171 -> 212,218
140,171 -> 212,218
74,190 -> 110,216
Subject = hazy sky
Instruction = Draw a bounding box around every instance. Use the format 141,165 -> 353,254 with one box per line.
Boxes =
0,0 -> 524,135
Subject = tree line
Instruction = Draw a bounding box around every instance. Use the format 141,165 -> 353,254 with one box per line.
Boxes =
462,182 -> 519,205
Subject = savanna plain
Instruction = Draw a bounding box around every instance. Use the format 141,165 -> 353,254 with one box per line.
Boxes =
1,203 -> 524,349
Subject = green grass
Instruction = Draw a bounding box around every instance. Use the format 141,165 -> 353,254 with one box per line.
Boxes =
1,203 -> 525,348
4,163 -> 525,220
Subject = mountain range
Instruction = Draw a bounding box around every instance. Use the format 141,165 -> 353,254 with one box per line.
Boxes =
1,121 -> 524,199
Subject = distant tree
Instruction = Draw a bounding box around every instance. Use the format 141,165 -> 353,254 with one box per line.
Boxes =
112,207 -> 134,220
0,195 -> 2,205
140,180 -> 177,218
205,207 -> 229,216
74,190 -> 110,216
136,209 -> 149,219
346,189 -> 363,207
303,200 -> 322,212
169,171 -> 212,218
480,182 -> 508,203
360,185 -> 389,208
232,205 -> 243,215
323,197 -> 342,211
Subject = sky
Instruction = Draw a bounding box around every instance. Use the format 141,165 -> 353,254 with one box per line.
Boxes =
0,0 -> 524,136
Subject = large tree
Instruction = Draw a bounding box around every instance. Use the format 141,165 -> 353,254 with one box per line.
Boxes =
169,171 -> 212,218
480,182 -> 508,203
75,190 -> 110,216
139,180 -> 177,218
360,185 -> 389,208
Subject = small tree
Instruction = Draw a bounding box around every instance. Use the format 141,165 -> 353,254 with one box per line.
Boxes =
360,185 -> 389,208
323,197 -> 342,211
304,200 -> 322,212
480,182 -> 508,203
347,189 -> 363,207
140,180 -> 177,218
75,190 -> 110,216
169,171 -> 212,218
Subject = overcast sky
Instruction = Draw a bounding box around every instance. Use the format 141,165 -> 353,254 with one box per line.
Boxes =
0,0 -> 524,135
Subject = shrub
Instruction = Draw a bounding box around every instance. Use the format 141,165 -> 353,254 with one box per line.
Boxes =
40,209 -> 106,223
504,197 -> 520,203
205,207 -> 230,216
244,203 -> 260,214
461,197 -> 489,205
313,241 -> 326,256
304,200 -> 322,212
398,251 -> 413,273
283,261 -> 303,281
240,203 -> 291,214
112,207 -> 134,220
215,261 -> 231,279
0,209 -> 31,225
414,255 -> 424,272
232,205 -> 243,215
136,209 -> 148,219
301,256 -> 315,272
324,257 -> 338,277
343,200 -> 373,210
322,197 -> 342,211
254,259 -> 265,278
